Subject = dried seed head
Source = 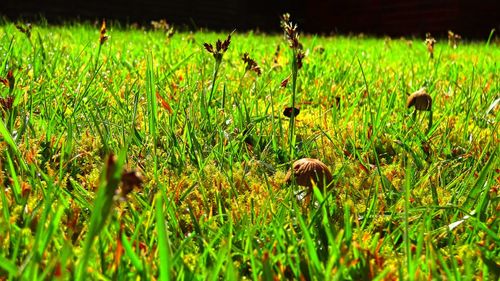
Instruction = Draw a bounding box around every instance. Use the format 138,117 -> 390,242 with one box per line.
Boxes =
448,30 -> 454,44
242,53 -> 262,75
285,158 -> 333,189
273,44 -> 281,64
119,170 -> 143,198
407,88 -> 432,111
151,19 -> 175,38
0,96 -> 14,111
220,34 -> 231,52
296,51 -> 305,69
283,107 -> 300,118
448,30 -> 461,49
1,70 -> 15,94
203,43 -> 214,54
280,13 -> 290,25
313,45 -> 325,54
99,19 -> 108,45
203,34 -> 231,62
425,33 -> 436,59
280,13 -> 301,51
280,76 -> 290,88
15,22 -> 32,38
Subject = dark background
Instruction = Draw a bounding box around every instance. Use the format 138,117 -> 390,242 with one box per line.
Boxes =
1,0 -> 499,38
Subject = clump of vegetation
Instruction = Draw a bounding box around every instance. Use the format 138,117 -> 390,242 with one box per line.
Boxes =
0,16 -> 498,280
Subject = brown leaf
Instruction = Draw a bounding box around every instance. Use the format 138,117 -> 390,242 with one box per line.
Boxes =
156,92 -> 173,113
54,262 -> 62,278
113,224 -> 124,270
281,77 -> 290,88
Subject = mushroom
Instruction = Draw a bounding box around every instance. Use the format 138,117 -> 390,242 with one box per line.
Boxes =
407,88 -> 432,111
407,88 -> 433,133
285,158 -> 333,190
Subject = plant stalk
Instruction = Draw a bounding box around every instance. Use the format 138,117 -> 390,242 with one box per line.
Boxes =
289,51 -> 298,160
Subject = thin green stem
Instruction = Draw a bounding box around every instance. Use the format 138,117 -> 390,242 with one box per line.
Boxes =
289,51 -> 298,160
208,60 -> 221,105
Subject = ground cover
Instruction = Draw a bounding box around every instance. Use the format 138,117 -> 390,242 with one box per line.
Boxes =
0,19 -> 499,280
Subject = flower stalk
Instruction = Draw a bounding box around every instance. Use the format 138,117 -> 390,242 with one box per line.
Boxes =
280,13 -> 305,160
203,34 -> 231,105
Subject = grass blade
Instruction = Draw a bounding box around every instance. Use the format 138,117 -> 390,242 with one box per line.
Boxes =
0,255 -> 17,277
76,153 -> 124,280
155,195 -> 171,281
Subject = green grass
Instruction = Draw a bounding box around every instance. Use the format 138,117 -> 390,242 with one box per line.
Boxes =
0,20 -> 499,280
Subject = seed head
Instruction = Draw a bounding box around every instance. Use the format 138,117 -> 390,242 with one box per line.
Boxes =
100,19 -> 108,45
0,70 -> 15,94
280,13 -> 301,50
242,53 -> 261,75
425,33 -> 436,59
296,51 -> 305,70
203,43 -> 213,53
283,107 -> 300,118
204,34 -> 231,62
0,96 -> 14,111
15,22 -> 32,39
273,44 -> 281,65
448,30 -> 461,49
151,19 -> 175,38
280,76 -> 290,88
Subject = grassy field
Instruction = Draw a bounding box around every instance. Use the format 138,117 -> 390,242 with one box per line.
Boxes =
0,18 -> 499,280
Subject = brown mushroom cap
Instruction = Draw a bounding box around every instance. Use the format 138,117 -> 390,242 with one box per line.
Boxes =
285,158 -> 333,189
407,89 -> 432,111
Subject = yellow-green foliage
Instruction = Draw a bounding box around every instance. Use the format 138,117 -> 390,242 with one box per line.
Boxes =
0,21 -> 498,280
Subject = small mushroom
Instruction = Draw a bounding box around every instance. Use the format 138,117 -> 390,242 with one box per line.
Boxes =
285,158 -> 333,190
407,88 -> 432,111
407,88 -> 433,133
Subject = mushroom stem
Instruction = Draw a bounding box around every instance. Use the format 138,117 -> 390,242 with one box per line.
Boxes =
406,88 -> 433,134
285,158 -> 333,207
427,109 -> 433,134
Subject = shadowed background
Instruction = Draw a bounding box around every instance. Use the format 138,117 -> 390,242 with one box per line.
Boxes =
1,0 -> 499,38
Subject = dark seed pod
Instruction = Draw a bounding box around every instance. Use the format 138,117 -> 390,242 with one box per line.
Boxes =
407,89 -> 432,111
283,107 -> 300,118
285,158 -> 333,190
120,171 -> 143,197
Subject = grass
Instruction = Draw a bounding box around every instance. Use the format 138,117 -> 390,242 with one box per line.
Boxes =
0,19 -> 499,280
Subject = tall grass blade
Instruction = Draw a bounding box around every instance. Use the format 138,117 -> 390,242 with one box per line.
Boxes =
75,152 -> 124,280
155,195 -> 171,281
